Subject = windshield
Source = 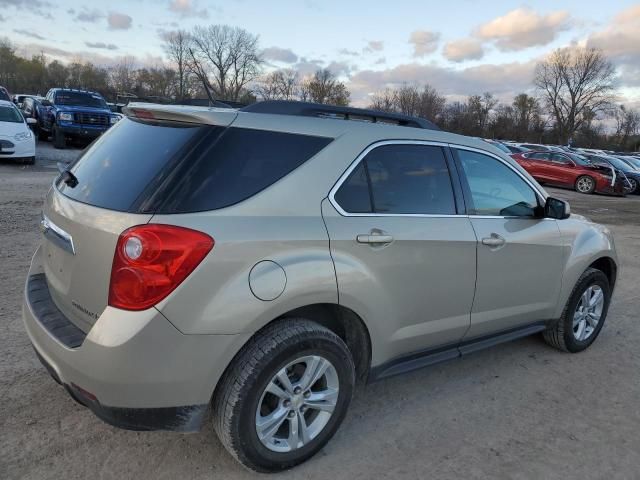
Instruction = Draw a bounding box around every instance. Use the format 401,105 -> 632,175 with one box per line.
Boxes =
605,156 -> 633,171
0,106 -> 23,123
55,91 -> 107,108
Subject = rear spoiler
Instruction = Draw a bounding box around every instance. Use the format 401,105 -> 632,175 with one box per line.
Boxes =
122,102 -> 238,126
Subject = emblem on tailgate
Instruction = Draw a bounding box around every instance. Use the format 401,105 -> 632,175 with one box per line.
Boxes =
72,300 -> 99,320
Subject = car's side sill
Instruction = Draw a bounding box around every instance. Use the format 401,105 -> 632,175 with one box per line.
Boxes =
368,322 -> 547,383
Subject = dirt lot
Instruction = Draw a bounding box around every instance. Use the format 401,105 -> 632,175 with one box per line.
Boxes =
1,153 -> 640,479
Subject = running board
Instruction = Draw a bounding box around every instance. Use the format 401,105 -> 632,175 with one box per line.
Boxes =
369,322 -> 547,382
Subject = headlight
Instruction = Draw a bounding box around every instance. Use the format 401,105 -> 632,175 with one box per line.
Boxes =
110,115 -> 121,124
58,112 -> 73,121
14,130 -> 33,141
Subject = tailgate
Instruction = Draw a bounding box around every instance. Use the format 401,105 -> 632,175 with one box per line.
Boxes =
41,187 -> 152,332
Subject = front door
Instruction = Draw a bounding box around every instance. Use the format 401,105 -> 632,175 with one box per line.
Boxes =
453,147 -> 565,339
323,142 -> 477,365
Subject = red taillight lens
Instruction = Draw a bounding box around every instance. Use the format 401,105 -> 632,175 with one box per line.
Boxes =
108,224 -> 214,311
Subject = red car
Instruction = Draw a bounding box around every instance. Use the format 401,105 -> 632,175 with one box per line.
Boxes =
511,151 -> 625,195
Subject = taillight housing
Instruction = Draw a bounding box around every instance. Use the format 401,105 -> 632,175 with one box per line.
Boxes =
108,224 -> 214,311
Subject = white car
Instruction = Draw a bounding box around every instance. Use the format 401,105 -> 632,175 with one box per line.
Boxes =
0,99 -> 36,164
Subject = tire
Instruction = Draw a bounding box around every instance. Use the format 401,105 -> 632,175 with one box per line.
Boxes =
22,156 -> 35,165
543,268 -> 611,353
213,318 -> 355,472
626,177 -> 638,194
575,175 -> 596,194
53,125 -> 66,149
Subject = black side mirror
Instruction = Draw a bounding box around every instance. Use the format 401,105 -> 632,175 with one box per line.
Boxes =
545,197 -> 570,219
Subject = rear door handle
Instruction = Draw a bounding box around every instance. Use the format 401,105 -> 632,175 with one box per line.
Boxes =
481,233 -> 506,248
356,234 -> 394,245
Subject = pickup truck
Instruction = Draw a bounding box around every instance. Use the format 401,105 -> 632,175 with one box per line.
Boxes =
38,88 -> 120,148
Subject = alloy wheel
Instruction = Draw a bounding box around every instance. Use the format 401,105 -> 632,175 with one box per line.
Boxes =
576,177 -> 594,193
255,355 -> 339,453
573,285 -> 604,341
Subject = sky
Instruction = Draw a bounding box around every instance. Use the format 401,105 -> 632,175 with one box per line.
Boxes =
2,0 -> 640,106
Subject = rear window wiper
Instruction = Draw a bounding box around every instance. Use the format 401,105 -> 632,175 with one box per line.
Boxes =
57,162 -> 78,188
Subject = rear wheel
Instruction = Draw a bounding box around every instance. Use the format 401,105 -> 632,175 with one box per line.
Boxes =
53,125 -> 66,149
213,319 -> 355,472
543,268 -> 611,352
625,177 -> 638,194
575,175 -> 596,194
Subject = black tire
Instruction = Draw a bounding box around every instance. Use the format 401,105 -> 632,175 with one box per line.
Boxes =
22,156 -> 35,165
626,177 -> 638,194
543,268 -> 611,353
37,127 -> 48,141
53,125 -> 66,149
213,318 -> 355,472
575,175 -> 596,194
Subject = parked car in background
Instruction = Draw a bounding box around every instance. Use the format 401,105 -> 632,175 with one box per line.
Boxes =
0,86 -> 10,102
12,93 -> 32,108
502,143 -> 531,154
618,155 -> 640,170
23,100 -> 619,472
0,99 -> 36,164
512,150 -> 624,195
582,154 -> 640,194
38,88 -> 120,148
19,96 -> 47,136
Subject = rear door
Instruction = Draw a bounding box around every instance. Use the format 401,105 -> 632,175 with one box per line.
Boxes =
323,142 -> 477,363
452,147 -> 564,338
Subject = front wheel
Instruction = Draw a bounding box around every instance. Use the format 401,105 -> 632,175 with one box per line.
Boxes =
543,268 -> 611,352
575,175 -> 596,194
625,177 -> 638,194
213,319 -> 355,472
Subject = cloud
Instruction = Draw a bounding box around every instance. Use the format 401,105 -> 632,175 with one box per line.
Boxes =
475,7 -> 571,51
364,40 -> 384,53
107,11 -> 132,30
13,28 -> 45,40
408,30 -> 440,57
347,60 -> 537,106
85,42 -> 118,51
586,4 -> 640,88
168,0 -> 209,18
0,0 -> 49,9
0,14 -> 5,21
339,48 -> 359,56
262,47 -> 298,64
75,8 -> 104,23
443,38 -> 484,62
326,60 -> 352,77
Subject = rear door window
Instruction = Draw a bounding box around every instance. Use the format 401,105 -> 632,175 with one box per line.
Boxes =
57,118 -> 332,213
334,144 -> 457,215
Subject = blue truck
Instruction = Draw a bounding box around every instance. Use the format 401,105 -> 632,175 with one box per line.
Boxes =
38,88 -> 120,149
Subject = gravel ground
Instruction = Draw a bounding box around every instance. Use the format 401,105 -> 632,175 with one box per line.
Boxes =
1,160 -> 639,479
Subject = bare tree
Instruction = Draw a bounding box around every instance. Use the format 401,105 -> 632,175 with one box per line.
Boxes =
300,69 -> 350,106
613,105 -> 640,148
162,30 -> 191,100
110,56 -> 136,94
188,25 -> 262,101
255,69 -> 299,100
369,84 -> 445,122
535,47 -> 615,144
369,88 -> 397,112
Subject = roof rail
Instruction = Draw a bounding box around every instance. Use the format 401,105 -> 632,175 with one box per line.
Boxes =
242,100 -> 439,130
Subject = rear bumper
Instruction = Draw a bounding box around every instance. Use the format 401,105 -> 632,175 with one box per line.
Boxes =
23,246 -> 250,431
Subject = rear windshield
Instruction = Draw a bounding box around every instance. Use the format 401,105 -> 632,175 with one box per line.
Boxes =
55,91 -> 107,108
57,117 -> 332,213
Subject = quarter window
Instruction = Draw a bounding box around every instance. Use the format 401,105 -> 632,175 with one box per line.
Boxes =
334,144 -> 456,215
456,149 -> 539,217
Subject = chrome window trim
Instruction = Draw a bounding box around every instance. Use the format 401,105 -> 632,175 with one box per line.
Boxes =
327,140 -> 462,218
328,140 -> 548,219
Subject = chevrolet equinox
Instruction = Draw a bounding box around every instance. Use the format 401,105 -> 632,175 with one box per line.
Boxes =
23,101 -> 618,472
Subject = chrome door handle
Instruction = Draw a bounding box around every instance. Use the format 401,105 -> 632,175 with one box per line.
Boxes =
356,234 -> 394,244
481,233 -> 506,247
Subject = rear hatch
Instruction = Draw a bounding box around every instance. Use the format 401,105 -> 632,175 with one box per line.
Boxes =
41,107 -> 237,331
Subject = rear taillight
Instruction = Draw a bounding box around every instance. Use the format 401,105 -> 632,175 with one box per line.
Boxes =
108,224 -> 214,311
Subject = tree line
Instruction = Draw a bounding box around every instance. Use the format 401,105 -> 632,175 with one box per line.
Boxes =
1,26 -> 638,150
